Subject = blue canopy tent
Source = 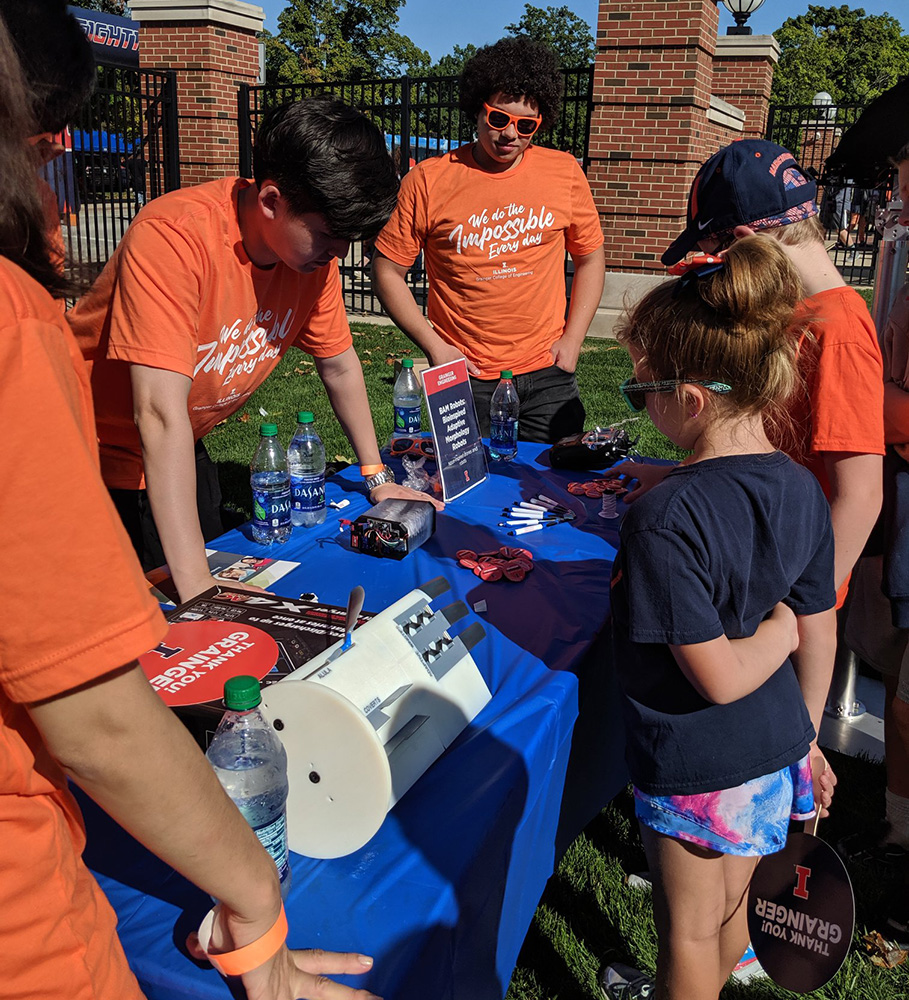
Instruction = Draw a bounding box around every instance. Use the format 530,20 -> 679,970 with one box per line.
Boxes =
72,128 -> 135,154
384,134 -> 467,164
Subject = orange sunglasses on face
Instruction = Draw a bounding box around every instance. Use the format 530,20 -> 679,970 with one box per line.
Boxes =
482,103 -> 542,137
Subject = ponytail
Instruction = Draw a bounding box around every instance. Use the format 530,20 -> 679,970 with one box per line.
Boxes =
617,235 -> 806,417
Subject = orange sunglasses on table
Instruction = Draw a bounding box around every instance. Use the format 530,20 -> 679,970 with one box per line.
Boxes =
482,102 -> 542,137
389,436 -> 436,460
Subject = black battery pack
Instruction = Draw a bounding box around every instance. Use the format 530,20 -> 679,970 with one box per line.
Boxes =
350,498 -> 436,559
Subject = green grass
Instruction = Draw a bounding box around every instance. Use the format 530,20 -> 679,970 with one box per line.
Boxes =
504,751 -> 908,1000
205,324 -> 904,999
204,325 -> 683,516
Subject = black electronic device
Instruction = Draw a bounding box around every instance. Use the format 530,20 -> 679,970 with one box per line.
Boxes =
350,498 -> 436,559
548,426 -> 638,470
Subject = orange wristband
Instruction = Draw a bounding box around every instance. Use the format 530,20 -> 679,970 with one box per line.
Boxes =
360,463 -> 385,477
197,904 -> 288,977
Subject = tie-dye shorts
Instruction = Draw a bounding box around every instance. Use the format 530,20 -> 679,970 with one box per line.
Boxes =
634,755 -> 815,857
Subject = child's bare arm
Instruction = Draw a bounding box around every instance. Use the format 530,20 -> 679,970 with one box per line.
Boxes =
791,608 -> 838,818
669,602 -> 799,705
789,607 -> 837,736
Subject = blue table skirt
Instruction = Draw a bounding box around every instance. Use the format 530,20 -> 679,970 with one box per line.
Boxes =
84,441 -> 629,1000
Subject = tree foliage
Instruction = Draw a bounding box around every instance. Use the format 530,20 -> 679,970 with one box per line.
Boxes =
504,3 -> 595,70
772,4 -> 909,105
428,44 -> 479,78
263,0 -> 429,84
74,0 -> 132,15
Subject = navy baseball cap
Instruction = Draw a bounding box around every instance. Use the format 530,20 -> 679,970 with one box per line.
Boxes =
662,139 -> 819,266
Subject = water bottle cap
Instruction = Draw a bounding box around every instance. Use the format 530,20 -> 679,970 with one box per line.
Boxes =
297,411 -> 314,424
500,370 -> 513,379
402,358 -> 414,368
223,675 -> 262,710
260,423 -> 278,437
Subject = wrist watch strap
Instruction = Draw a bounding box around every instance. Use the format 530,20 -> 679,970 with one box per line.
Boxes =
363,465 -> 396,491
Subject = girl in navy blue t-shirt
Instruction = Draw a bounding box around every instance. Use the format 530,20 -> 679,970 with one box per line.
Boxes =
605,237 -> 837,1000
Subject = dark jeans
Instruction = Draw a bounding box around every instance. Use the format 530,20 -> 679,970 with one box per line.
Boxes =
470,364 -> 586,444
109,439 -> 226,572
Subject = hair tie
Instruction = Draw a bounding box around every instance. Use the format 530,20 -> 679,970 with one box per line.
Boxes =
669,252 -> 726,297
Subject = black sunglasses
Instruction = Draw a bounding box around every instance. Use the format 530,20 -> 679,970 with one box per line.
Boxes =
619,377 -> 733,413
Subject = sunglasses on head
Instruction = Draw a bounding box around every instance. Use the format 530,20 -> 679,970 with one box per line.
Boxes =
389,436 -> 436,459
619,377 -> 733,413
482,103 -> 542,137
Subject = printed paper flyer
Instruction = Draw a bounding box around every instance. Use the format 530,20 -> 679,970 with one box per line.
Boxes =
421,358 -> 487,501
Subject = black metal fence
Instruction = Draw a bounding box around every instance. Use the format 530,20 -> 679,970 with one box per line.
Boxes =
42,63 -> 179,289
238,68 -> 595,315
766,102 -> 887,286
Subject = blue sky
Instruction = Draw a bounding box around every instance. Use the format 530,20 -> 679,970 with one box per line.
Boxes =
256,1 -> 909,63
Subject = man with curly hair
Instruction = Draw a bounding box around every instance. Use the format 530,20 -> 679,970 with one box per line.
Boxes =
373,36 -> 605,442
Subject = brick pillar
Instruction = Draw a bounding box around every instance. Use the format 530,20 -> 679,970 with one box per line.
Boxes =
590,0 -> 723,277
713,35 -> 779,139
133,0 -> 263,187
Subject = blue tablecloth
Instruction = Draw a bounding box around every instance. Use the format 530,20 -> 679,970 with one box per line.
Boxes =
83,441 -> 628,1000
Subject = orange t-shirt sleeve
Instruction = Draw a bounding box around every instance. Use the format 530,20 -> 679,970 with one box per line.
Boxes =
566,159 -> 604,256
374,167 -> 425,268
291,259 -> 353,357
0,317 -> 165,704
105,218 -> 206,378
807,296 -> 885,457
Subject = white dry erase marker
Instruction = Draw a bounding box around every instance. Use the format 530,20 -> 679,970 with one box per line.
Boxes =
508,519 -> 569,535
499,517 -> 560,527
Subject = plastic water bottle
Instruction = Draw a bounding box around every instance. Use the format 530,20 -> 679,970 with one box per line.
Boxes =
489,370 -> 519,461
393,357 -> 422,435
250,423 -> 291,544
287,411 -> 326,528
206,676 -> 292,899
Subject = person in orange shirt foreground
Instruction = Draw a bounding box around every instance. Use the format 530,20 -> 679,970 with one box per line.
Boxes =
614,139 -> 884,611
372,36 -> 606,443
69,96 -> 442,605
0,5 -> 379,998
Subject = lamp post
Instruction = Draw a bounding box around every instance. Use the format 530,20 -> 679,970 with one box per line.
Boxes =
722,0 -> 767,35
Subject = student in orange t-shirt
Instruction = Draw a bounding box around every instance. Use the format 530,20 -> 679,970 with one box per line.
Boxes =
373,37 -> 606,443
0,6 -> 380,998
69,96 -> 441,604
614,140 -> 884,610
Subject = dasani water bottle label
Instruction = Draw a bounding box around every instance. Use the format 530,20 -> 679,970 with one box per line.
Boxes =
253,486 -> 291,527
291,473 -> 325,512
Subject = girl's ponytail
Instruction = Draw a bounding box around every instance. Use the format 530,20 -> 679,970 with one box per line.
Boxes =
617,235 -> 806,418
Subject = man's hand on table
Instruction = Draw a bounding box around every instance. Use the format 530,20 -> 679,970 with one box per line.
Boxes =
188,919 -> 382,1000
242,945 -> 382,1000
609,460 -> 675,503
370,481 -> 444,511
